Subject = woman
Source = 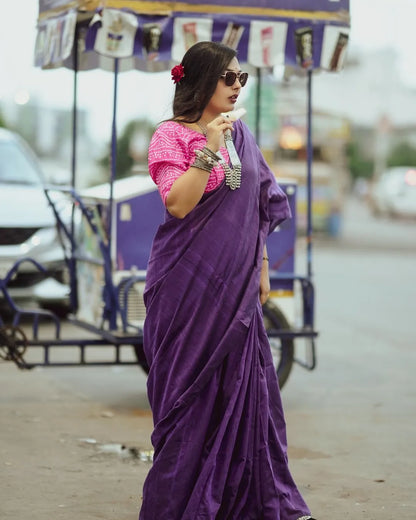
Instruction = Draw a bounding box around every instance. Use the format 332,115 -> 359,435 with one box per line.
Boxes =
140,41 -> 315,520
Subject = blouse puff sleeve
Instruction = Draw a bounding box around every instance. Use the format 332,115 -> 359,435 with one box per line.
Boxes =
148,121 -> 227,205
148,122 -> 194,205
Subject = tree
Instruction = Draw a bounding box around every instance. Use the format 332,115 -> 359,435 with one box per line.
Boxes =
387,142 -> 416,167
346,141 -> 374,180
0,109 -> 7,128
98,119 -> 155,179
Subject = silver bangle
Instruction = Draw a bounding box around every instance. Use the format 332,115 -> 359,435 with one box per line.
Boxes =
195,149 -> 218,167
192,157 -> 213,173
201,146 -> 219,161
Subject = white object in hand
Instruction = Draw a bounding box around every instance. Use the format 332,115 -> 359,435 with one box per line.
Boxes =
222,107 -> 247,122
222,108 -> 247,141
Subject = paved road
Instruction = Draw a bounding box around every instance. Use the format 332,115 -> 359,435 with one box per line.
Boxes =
1,196 -> 415,519
287,196 -> 416,518
318,195 -> 416,253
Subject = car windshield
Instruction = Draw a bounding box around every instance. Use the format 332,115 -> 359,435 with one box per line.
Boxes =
0,141 -> 42,185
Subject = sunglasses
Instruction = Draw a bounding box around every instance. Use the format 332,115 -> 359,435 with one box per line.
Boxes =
220,71 -> 249,87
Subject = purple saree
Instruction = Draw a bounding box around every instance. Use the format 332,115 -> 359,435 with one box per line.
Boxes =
140,120 -> 311,520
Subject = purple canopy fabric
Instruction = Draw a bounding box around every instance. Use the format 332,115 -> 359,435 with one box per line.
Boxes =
36,0 -> 350,72
140,120 -> 311,519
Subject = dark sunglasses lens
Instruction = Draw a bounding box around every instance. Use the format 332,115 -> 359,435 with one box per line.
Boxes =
239,72 -> 248,86
225,72 -> 237,86
223,71 -> 248,86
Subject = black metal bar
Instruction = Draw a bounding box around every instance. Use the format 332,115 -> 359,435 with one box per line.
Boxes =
67,317 -> 142,344
71,24 -> 78,188
17,360 -> 140,369
294,339 -> 316,370
267,328 -> 318,339
24,361 -> 141,368
109,58 -> 119,262
306,68 -> 313,279
106,58 -> 120,331
12,337 -> 140,347
69,24 -> 79,311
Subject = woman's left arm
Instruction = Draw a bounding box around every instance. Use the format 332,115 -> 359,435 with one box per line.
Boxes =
259,244 -> 270,305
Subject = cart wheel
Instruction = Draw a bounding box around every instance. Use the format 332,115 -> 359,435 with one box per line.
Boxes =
262,300 -> 294,389
133,344 -> 150,374
0,325 -> 28,366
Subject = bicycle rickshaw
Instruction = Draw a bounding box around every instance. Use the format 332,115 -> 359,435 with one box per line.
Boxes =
0,0 -> 350,388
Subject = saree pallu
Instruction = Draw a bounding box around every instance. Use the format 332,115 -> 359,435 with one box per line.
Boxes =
140,121 -> 311,520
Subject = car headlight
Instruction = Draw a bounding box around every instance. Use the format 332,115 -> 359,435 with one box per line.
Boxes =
20,226 -> 58,253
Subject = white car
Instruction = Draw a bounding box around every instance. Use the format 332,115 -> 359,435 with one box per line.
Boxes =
0,128 -> 70,309
371,166 -> 416,218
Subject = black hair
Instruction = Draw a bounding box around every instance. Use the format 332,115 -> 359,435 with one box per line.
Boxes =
172,41 -> 237,123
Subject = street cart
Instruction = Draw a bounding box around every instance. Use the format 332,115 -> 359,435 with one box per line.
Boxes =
0,0 -> 350,388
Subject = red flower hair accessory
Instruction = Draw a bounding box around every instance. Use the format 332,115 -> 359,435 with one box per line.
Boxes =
171,64 -> 185,84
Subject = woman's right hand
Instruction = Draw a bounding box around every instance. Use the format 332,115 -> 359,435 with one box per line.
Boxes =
205,115 -> 233,152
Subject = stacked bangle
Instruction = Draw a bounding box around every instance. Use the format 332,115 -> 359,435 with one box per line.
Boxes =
192,146 -> 219,173
262,256 -> 269,261
200,146 -> 220,161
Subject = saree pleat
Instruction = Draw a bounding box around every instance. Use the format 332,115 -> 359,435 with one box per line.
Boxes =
139,121 -> 310,520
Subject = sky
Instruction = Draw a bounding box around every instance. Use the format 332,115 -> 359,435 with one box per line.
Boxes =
0,0 -> 415,141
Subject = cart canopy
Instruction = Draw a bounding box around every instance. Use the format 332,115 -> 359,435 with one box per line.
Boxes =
36,0 -> 350,72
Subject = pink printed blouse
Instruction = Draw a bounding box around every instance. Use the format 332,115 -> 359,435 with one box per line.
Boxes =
148,121 -> 230,204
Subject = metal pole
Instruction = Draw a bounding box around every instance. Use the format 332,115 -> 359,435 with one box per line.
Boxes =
71,26 -> 78,189
306,68 -> 313,279
69,24 -> 79,311
105,57 -> 119,330
255,68 -> 261,144
109,58 -> 119,263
